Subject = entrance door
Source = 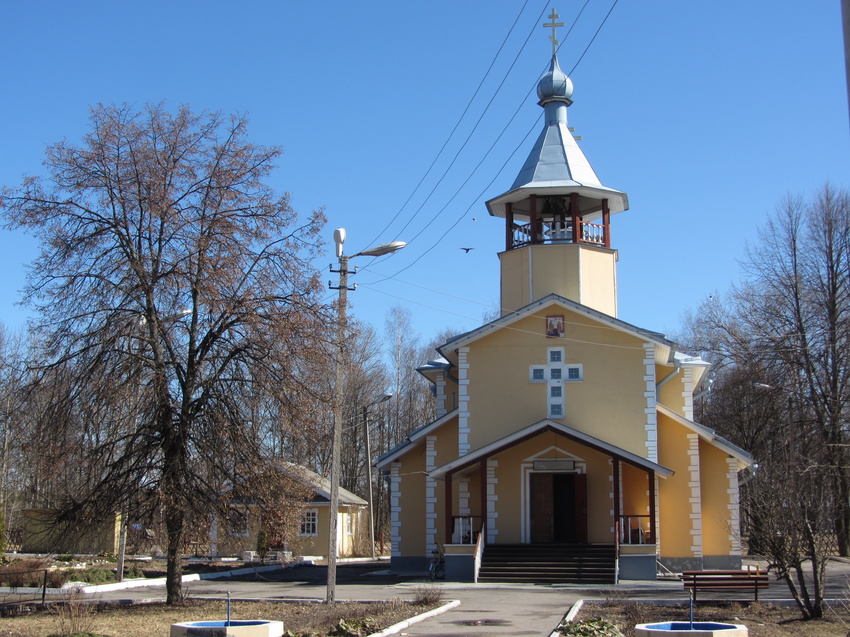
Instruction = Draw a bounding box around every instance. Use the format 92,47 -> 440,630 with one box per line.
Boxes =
529,473 -> 587,543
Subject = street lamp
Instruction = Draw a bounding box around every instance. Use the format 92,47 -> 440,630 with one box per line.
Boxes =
363,393 -> 393,560
327,229 -> 405,604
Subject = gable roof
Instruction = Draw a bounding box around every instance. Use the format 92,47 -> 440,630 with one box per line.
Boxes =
439,293 -> 676,365
374,408 -> 459,469
655,403 -> 752,468
278,463 -> 367,506
428,418 -> 673,480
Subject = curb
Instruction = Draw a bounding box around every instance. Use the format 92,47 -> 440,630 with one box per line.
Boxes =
549,598 -> 584,637
368,599 -> 461,637
72,563 -> 301,594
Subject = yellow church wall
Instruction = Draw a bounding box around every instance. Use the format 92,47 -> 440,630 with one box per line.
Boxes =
577,246 -> 617,317
434,419 -> 459,467
464,307 -> 648,457
657,413 -> 696,559
396,446 -> 428,557
443,374 -> 460,413
699,440 -> 734,557
621,462 -> 651,530
497,245 -> 616,315
655,363 -> 685,414
487,431 -> 613,544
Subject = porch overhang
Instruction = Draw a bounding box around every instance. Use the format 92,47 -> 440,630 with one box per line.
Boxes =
428,418 -> 673,480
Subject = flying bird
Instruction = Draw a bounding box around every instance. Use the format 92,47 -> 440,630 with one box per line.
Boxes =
460,247 -> 474,253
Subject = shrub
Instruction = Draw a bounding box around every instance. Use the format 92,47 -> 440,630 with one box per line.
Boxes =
0,560 -> 64,588
411,584 -> 443,606
257,528 -> 269,562
558,617 -> 624,636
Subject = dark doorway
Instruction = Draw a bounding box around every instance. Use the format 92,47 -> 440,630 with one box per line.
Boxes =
529,472 -> 587,543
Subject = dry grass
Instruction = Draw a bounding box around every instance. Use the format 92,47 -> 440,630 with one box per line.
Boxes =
582,601 -> 850,637
0,597 -> 434,637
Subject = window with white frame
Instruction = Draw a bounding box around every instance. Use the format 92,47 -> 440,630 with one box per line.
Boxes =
227,507 -> 249,537
530,366 -> 546,382
549,404 -> 563,417
565,365 -> 583,382
300,509 -> 318,536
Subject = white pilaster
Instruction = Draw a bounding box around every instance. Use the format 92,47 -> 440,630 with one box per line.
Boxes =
435,371 -> 447,417
425,436 -> 438,551
458,347 -> 471,455
682,366 -> 695,420
643,343 -> 658,463
726,457 -> 742,556
390,462 -> 402,556
687,433 -> 703,557
486,459 -> 499,543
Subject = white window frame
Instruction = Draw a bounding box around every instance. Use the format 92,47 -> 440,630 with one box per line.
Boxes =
529,366 -> 546,383
300,508 -> 318,537
565,364 -> 583,382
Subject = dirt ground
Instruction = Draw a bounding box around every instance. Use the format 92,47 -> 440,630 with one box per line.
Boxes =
580,601 -> 850,637
0,597 -> 437,637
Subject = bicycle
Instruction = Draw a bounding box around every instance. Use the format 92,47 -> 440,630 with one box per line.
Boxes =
428,548 -> 445,580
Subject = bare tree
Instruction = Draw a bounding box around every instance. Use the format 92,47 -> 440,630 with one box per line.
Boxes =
0,103 -> 328,603
685,184 -> 850,617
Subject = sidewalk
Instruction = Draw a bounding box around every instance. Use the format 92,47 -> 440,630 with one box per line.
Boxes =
87,559 -> 850,636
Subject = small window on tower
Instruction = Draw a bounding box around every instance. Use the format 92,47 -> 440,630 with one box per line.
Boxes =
549,350 -> 562,363
550,404 -> 563,417
550,385 -> 562,398
551,368 -> 562,380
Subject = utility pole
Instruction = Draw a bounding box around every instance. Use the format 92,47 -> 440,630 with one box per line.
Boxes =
326,229 -> 405,603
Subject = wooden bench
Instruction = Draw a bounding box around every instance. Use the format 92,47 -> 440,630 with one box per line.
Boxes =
682,569 -> 769,602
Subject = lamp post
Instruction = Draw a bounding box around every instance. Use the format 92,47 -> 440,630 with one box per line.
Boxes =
327,229 -> 404,604
363,393 -> 392,560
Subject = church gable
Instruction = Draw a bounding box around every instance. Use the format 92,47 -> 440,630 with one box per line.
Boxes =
455,303 -> 654,456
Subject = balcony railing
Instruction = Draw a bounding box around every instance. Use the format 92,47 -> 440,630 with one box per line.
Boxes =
618,514 -> 654,545
510,220 -> 607,249
451,515 -> 484,544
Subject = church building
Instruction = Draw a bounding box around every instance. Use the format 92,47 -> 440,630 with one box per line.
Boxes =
376,16 -> 751,582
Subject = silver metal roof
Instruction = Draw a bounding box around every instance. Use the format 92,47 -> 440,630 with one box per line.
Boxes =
486,55 -> 628,220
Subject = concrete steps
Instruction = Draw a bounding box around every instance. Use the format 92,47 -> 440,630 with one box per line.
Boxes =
478,543 -> 616,584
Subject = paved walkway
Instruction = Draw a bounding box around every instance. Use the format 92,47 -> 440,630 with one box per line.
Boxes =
89,559 -> 850,636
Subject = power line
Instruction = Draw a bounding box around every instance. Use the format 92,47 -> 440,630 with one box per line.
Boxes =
357,0 -> 542,253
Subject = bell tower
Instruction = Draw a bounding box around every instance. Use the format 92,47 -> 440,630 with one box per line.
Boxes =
486,13 -> 628,317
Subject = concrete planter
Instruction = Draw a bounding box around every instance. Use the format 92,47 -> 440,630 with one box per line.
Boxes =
170,619 -> 284,637
635,622 -> 747,636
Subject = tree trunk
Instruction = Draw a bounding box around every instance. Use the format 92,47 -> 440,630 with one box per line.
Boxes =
165,501 -> 185,604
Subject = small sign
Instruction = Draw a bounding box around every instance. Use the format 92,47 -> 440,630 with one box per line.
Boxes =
534,460 -> 575,471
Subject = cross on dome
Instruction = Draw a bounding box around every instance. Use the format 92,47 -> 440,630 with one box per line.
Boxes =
544,9 -> 565,56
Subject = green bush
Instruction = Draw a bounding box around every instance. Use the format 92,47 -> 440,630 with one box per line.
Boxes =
256,527 -> 269,561
71,568 -> 116,584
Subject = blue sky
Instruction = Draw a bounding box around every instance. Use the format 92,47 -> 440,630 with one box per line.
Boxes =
1,1 -> 848,347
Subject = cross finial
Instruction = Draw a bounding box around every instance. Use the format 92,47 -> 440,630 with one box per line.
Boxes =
544,9 -> 565,56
